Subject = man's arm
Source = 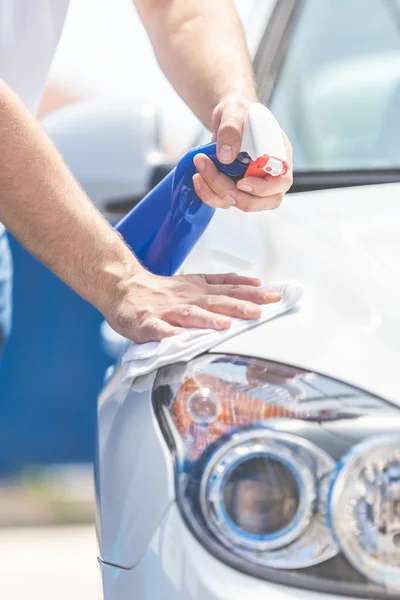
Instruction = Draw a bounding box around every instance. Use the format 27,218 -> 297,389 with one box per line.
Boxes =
0,79 -> 280,342
135,0 -> 256,134
135,0 -> 293,212
0,80 -> 140,314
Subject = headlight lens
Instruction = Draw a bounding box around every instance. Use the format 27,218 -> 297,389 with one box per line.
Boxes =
202,429 -> 337,568
330,434 -> 400,590
222,451 -> 301,537
223,454 -> 300,535
153,354 -> 400,598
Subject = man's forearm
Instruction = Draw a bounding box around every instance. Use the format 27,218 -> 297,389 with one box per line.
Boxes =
0,80 -> 140,314
135,0 -> 257,129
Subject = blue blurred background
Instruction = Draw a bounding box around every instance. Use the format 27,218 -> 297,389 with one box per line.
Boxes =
0,237 -> 112,474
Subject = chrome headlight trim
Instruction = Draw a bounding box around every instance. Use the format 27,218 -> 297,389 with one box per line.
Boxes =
329,434 -> 400,592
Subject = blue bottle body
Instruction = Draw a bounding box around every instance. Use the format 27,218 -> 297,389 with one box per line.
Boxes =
116,142 -> 248,276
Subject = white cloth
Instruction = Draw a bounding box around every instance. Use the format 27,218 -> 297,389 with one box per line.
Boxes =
122,280 -> 304,380
0,0 -> 70,236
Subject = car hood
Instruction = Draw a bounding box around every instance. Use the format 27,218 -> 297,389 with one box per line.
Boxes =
183,183 -> 400,406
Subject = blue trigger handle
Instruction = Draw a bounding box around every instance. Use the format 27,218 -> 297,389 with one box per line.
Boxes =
116,142 -> 249,276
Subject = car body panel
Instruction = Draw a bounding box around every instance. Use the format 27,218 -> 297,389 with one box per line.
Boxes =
97,371 -> 175,568
100,504 -> 362,600
182,183 -> 400,405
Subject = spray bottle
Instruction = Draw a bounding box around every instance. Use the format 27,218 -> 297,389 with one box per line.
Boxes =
116,103 -> 288,276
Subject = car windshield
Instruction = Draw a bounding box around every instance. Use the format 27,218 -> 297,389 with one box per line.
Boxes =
269,0 -> 400,172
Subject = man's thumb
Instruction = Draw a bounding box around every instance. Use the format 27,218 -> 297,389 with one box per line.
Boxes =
216,101 -> 248,164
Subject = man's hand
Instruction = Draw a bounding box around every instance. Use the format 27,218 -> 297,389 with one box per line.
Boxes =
193,95 -> 293,212
104,270 -> 281,344
0,81 -> 282,347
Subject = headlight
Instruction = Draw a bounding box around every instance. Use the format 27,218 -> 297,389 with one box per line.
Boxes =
202,429 -> 336,569
330,435 -> 400,591
153,354 -> 400,598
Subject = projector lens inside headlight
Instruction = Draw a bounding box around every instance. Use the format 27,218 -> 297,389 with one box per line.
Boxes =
223,456 -> 300,535
330,435 -> 400,591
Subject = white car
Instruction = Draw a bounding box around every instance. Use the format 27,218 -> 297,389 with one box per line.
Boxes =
96,180 -> 400,600
43,0 -> 400,598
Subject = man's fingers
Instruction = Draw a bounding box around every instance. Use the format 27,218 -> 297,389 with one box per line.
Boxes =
134,319 -> 185,344
193,154 -> 242,204
215,100 -> 248,163
216,120 -> 242,163
235,193 -> 284,213
203,273 -> 262,287
166,305 -> 232,330
197,295 -> 263,320
193,173 -> 235,209
194,154 -> 286,212
209,284 -> 281,305
195,170 -> 283,212
237,170 -> 293,198
194,176 -> 284,211
194,153 -> 236,199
